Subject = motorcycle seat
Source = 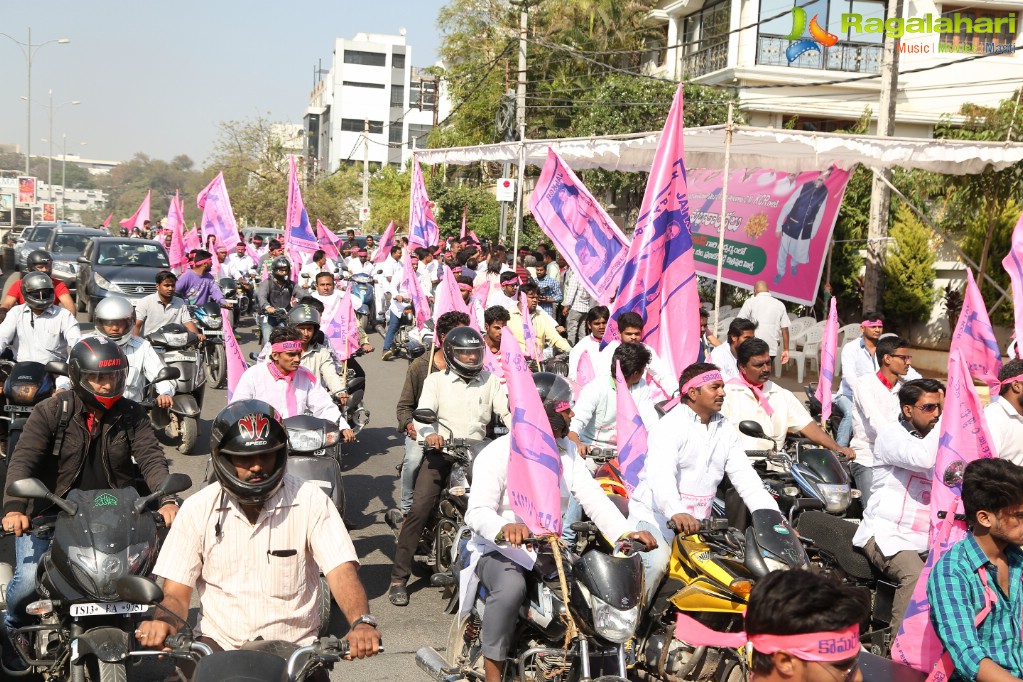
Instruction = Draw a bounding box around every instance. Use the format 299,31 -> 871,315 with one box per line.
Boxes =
796,511 -> 877,581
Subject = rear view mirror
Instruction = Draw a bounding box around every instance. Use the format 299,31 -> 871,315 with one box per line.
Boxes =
738,420 -> 769,441
158,473 -> 192,497
45,361 -> 69,377
116,575 -> 164,605
77,256 -> 89,265
6,477 -> 50,500
153,367 -> 181,383
413,408 -> 438,425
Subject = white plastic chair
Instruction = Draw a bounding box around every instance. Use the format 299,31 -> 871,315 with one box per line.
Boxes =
786,318 -> 817,349
782,326 -> 825,383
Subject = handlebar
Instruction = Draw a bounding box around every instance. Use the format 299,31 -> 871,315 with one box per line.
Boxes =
666,517 -> 729,534
286,636 -> 385,680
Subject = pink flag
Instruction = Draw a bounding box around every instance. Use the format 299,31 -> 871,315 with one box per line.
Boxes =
285,155 -> 317,257
197,172 -> 240,250
519,292 -> 540,359
577,349 -> 595,386
408,159 -> 439,248
483,345 -> 505,383
119,190 -> 151,230
472,281 -> 491,309
166,191 -> 186,271
814,298 -> 839,423
468,229 -> 480,245
529,149 -> 631,306
501,326 -> 563,535
951,269 -> 1002,394
1002,211 -> 1023,350
373,221 -> 396,264
460,205 -> 468,240
211,248 -> 222,278
222,309 -> 248,402
891,347 -> 996,671
615,360 -> 649,496
433,265 -> 470,325
400,250 -> 432,330
610,84 -> 700,380
317,220 -> 343,262
182,226 -> 201,255
102,212 -> 113,229
322,293 -> 361,361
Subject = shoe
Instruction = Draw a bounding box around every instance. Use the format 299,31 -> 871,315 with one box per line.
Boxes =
1,627 -> 29,674
388,583 -> 409,607
790,265 -> 798,276
382,350 -> 394,361
385,509 -> 405,533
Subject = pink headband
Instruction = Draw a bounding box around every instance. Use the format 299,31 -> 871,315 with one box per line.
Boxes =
1001,374 -> 1023,386
861,320 -> 883,327
676,614 -> 860,662
554,400 -> 572,412
681,370 -> 723,396
458,283 -> 473,292
271,340 -> 303,353
192,258 -> 212,266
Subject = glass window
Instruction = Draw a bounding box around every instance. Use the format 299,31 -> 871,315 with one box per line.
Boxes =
390,85 -> 405,107
340,119 -> 384,134
343,50 -> 386,67
342,81 -> 385,89
939,5 -> 1017,49
388,125 -> 402,144
392,52 -> 406,69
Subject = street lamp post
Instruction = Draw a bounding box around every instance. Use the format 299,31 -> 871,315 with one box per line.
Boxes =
33,93 -> 80,201
60,136 -> 87,220
0,29 -> 70,174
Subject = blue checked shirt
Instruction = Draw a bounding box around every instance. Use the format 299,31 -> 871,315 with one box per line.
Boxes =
927,533 -> 1023,682
536,274 -> 563,317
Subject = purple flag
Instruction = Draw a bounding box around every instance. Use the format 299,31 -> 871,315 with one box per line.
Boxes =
322,293 -> 361,361
400,250 -> 432,331
815,298 -> 839,423
519,292 -> 540,359
433,265 -> 469,325
610,84 -> 701,380
1002,211 -> 1023,350
501,326 -> 563,535
222,309 -> 248,401
615,360 -> 649,495
120,190 -> 151,230
166,191 -> 186,271
197,173 -> 240,250
891,347 -> 995,671
529,149 -> 630,306
952,269 -> 1002,394
408,159 -> 439,248
373,221 -> 396,264
317,220 -> 343,262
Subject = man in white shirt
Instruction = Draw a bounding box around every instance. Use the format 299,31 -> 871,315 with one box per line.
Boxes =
986,359 -> 1023,465
597,311 -> 680,399
472,246 -> 512,290
853,378 -> 943,634
561,268 -> 594,345
374,245 -> 404,326
850,335 -> 913,506
89,296 -> 175,406
0,272 -> 80,389
567,306 -> 609,383
464,373 -> 655,682
414,247 -> 441,296
222,241 -> 256,281
630,362 -> 781,604
347,249 -> 375,277
834,314 -> 885,447
299,250 -> 335,291
709,317 -> 757,382
487,271 -> 521,312
737,281 -> 790,364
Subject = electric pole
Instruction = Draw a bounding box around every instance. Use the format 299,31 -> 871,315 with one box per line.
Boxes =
362,118 -> 370,223
511,1 -> 529,263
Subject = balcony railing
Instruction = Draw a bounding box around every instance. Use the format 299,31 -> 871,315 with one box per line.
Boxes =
681,42 -> 729,78
756,34 -> 882,74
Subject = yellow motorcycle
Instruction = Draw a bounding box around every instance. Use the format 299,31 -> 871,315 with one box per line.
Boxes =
632,509 -> 810,682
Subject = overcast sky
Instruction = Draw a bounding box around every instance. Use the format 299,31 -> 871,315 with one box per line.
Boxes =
0,1 -> 445,167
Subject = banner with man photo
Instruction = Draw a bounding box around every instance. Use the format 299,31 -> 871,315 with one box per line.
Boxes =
686,166 -> 852,306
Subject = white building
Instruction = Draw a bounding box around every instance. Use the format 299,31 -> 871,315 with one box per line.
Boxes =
304,32 -> 451,175
0,176 -> 108,222
646,0 -> 1023,135
53,154 -> 120,176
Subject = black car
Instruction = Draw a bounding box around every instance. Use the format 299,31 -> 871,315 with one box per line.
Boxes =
46,226 -> 108,298
76,237 -> 170,320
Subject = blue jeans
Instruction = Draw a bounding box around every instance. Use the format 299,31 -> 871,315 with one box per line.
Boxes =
834,393 -> 854,447
4,533 -> 51,630
850,461 -> 874,508
636,520 -> 672,607
382,312 -> 401,352
561,496 -> 584,548
400,436 -> 425,515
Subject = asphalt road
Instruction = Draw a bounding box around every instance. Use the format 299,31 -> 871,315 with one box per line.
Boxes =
2,308 -> 453,682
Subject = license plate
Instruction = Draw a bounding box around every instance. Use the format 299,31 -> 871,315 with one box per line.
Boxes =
163,352 -> 197,362
2,405 -> 32,413
203,330 -> 223,337
70,602 -> 150,617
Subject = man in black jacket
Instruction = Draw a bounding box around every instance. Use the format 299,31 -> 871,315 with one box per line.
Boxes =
1,337 -> 173,671
256,256 -> 309,343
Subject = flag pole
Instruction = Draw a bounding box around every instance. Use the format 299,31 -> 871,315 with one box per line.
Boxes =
512,140 -> 525,268
712,103 -> 734,338
427,340 -> 436,373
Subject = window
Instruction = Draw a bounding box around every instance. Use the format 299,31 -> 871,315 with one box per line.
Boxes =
390,85 -> 405,107
411,79 -> 437,111
343,50 -> 386,67
389,125 -> 403,144
393,52 -> 406,69
342,80 -> 385,89
939,6 -> 1017,49
683,0 -> 731,55
340,118 -> 384,134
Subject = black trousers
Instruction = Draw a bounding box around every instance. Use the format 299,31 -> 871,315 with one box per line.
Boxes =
390,450 -> 451,584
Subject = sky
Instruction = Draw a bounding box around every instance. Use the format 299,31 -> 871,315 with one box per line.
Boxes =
0,0 -> 445,168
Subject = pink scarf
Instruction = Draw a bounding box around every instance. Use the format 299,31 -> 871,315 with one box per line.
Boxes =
267,362 -> 299,417
727,376 -> 774,416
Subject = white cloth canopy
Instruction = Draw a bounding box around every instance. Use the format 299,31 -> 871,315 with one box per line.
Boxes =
414,125 -> 1023,175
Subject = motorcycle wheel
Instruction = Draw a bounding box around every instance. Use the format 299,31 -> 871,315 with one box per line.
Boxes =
208,343 -> 227,389
178,416 -> 198,455
446,613 -> 485,675
434,516 -> 459,574
86,658 -> 129,682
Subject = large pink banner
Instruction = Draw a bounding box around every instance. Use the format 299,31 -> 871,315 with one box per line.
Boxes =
686,167 -> 852,306
1001,211 -> 1023,349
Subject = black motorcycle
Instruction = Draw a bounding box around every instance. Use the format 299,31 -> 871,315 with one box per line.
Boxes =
190,301 -> 228,390
218,276 -> 249,327
340,352 -> 370,435
147,324 -> 206,455
0,359 -> 59,499
257,309 -> 289,347
1,473 -> 191,681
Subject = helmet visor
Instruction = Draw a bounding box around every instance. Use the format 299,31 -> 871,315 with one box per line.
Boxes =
25,287 -> 55,308
79,368 -> 128,401
97,317 -> 132,340
453,346 -> 484,371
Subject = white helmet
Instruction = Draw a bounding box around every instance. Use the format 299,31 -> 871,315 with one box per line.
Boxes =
93,296 -> 136,347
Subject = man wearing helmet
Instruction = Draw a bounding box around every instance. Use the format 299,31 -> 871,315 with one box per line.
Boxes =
255,255 -> 308,345
233,327 -> 355,438
2,337 -> 175,669
388,326 -> 511,606
0,250 -> 76,317
88,296 -> 175,407
256,238 -> 287,280
175,249 -> 232,308
0,271 -> 81,389
464,372 -> 657,682
135,400 -> 380,670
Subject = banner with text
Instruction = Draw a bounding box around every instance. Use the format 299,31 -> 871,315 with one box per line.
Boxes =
686,167 -> 851,306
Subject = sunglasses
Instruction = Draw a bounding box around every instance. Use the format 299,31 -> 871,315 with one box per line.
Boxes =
911,403 -> 942,413
815,657 -> 860,682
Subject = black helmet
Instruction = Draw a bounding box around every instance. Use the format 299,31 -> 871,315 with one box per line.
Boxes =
442,326 -> 485,380
271,256 -> 291,282
533,372 -> 573,437
22,271 -> 55,311
210,400 -> 288,506
69,337 -> 129,411
287,303 -> 320,329
26,249 -> 53,272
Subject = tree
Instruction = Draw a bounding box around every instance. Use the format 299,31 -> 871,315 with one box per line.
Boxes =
882,204 -> 938,327
205,117 -> 292,227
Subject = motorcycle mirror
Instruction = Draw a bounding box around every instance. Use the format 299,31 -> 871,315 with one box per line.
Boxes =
45,360 -> 69,377
413,408 -> 438,425
153,366 -> 181,383
738,420 -> 769,441
116,575 -> 164,605
943,460 -> 965,487
158,473 -> 193,497
7,477 -> 78,515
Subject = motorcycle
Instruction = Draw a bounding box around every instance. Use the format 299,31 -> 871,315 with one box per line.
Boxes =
631,510 -> 810,682
147,324 -> 206,455
347,273 -> 376,333
190,301 -> 228,390
218,276 -> 249,327
393,305 -> 425,361
1,473 -> 192,681
257,309 -> 289,347
339,351 -> 370,435
418,531 -> 648,682
282,415 -> 346,519
542,352 -> 570,377
0,359 -> 59,498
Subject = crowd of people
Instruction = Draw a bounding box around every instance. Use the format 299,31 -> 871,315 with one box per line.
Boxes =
0,227 -> 1021,682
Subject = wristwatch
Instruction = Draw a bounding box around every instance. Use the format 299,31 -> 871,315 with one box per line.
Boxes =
351,614 -> 378,629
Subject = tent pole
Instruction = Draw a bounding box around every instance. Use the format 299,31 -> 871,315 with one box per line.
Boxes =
512,140 -> 525,268
712,103 -> 735,337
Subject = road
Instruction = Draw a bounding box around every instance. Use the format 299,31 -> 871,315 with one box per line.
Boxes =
2,309 -> 453,682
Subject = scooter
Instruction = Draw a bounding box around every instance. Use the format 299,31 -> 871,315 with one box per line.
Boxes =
339,351 -> 370,435
190,301 -> 228,389
219,276 -> 249,327
282,415 -> 345,518
347,273 -> 376,333
0,473 -> 192,681
147,324 -> 206,455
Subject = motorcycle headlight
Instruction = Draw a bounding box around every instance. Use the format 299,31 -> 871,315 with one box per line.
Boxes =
591,596 -> 639,643
204,315 -> 222,329
7,381 -> 38,404
165,332 -> 189,347
818,483 -> 852,513
93,272 -> 123,293
763,556 -> 790,573
288,429 -> 323,452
